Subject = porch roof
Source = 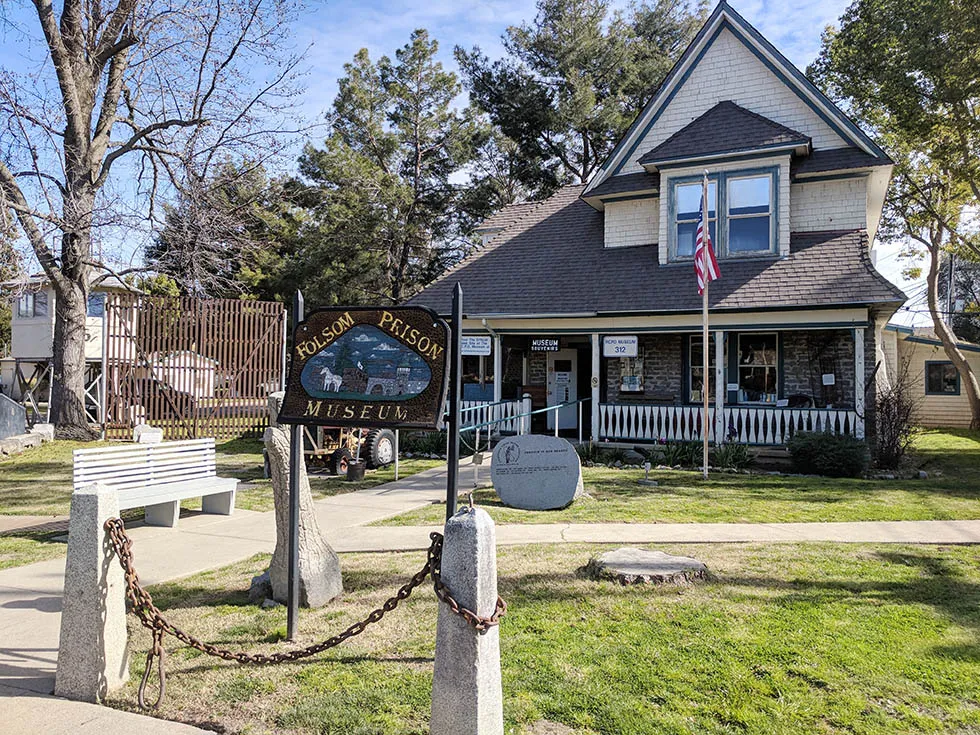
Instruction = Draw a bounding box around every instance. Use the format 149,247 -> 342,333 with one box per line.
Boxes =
408,184 -> 906,318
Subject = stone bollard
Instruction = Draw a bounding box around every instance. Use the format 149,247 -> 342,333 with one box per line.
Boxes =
55,483 -> 130,702
430,507 -> 504,735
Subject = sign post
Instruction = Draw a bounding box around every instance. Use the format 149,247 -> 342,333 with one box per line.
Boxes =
277,302 -> 450,634
446,284 -> 463,521
287,290 -> 304,641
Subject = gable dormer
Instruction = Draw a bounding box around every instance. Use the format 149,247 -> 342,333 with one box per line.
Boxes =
585,1 -> 893,262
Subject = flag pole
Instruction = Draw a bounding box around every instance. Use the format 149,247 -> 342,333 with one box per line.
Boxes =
702,172 -> 710,481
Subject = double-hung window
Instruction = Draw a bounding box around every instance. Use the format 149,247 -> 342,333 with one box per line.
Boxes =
689,334 -> 727,403
925,362 -> 959,395
671,168 -> 777,259
737,333 -> 778,404
675,181 -> 716,258
16,291 -> 48,318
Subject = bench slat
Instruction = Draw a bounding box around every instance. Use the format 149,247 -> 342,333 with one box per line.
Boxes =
74,465 -> 218,490
116,479 -> 239,509
73,439 -> 215,458
74,448 -> 216,467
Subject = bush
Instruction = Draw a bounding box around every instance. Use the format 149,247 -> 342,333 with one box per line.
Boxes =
711,442 -> 753,470
787,431 -> 869,477
661,441 -> 701,467
400,430 -> 446,455
873,361 -> 919,470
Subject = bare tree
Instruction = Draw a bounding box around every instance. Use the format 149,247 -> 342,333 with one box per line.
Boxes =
0,0 -> 304,438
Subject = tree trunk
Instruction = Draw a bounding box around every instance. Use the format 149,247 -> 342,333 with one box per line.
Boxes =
50,278 -> 96,439
264,423 -> 342,607
927,242 -> 980,429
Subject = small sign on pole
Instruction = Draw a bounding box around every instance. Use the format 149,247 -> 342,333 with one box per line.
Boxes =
602,335 -> 638,358
461,335 -> 492,356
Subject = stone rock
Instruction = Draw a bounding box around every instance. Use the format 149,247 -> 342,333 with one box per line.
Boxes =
622,449 -> 646,465
261,598 -> 282,609
249,570 -> 272,603
918,470 -> 929,480
267,391 -> 285,428
585,547 -> 708,585
430,508 -> 503,735
55,483 -> 130,702
265,425 -> 343,607
490,435 -> 583,510
133,424 -> 163,444
29,423 -> 55,441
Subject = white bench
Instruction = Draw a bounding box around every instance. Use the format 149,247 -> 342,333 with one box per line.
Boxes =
72,438 -> 238,527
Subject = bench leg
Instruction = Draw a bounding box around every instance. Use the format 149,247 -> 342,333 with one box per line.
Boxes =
144,500 -> 180,527
202,490 -> 235,516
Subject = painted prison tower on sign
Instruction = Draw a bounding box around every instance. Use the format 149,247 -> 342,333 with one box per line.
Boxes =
278,307 -> 450,429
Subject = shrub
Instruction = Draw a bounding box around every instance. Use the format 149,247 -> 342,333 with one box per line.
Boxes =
873,359 -> 919,470
401,430 -> 446,455
787,431 -> 869,477
711,442 -> 753,470
661,441 -> 701,467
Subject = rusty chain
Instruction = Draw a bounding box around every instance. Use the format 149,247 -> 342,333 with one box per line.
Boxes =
103,517 -> 506,710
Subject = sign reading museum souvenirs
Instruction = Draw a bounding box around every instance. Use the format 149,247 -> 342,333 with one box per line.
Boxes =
531,338 -> 559,352
277,307 -> 450,429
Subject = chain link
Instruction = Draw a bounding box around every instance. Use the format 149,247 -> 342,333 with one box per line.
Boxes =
103,517 -> 505,709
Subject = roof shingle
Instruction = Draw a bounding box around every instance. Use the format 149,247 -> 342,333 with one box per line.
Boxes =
409,184 -> 905,316
637,101 -> 810,166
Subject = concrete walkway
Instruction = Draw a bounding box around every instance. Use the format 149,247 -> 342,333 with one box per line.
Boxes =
2,458 -> 979,732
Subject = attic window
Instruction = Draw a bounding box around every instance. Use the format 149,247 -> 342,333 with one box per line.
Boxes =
670,167 -> 778,260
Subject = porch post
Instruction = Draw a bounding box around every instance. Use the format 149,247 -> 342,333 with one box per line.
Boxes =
714,331 -> 725,443
854,327 -> 866,439
492,334 -> 502,404
591,333 -> 600,442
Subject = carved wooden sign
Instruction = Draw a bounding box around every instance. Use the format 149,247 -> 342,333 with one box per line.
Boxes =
278,307 -> 450,429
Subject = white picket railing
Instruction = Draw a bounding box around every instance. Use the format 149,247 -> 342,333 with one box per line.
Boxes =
598,403 -> 860,446
459,398 -> 530,435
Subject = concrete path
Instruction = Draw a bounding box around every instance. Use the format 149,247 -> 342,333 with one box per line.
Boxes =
2,457 -> 979,733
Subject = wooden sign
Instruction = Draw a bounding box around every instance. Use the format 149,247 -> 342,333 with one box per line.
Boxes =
278,307 -> 450,429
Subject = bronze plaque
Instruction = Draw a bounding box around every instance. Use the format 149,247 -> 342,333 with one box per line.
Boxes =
278,307 -> 450,429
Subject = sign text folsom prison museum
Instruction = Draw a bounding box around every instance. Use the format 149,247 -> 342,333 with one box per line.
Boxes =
278,307 -> 451,429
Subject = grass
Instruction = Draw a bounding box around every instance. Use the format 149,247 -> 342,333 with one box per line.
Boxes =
106,542 -> 980,734
0,437 -> 440,569
377,429 -> 980,527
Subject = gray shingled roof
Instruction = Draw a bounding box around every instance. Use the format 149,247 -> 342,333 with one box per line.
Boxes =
473,201 -> 541,233
791,147 -> 892,176
408,184 -> 905,316
583,171 -> 660,200
637,101 -> 810,166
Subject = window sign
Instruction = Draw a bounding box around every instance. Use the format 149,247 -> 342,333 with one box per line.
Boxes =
603,335 -> 638,357
531,338 -> 559,352
461,335 -> 492,356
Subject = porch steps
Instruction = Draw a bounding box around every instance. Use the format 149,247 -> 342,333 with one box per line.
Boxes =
749,446 -> 793,471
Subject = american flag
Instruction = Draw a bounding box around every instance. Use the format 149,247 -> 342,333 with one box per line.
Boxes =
694,185 -> 721,295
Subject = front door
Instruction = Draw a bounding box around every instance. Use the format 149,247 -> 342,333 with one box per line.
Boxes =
547,349 -> 577,430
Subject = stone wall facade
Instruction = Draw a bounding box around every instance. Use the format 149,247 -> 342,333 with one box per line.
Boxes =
780,329 -> 856,408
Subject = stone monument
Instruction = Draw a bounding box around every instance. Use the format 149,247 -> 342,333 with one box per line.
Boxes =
265,392 -> 342,606
490,435 -> 583,510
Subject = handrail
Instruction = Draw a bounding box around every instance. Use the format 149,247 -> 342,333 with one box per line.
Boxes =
460,397 -> 591,433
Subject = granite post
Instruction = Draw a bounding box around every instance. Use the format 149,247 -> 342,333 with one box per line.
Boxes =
55,483 -> 130,702
430,507 -> 503,735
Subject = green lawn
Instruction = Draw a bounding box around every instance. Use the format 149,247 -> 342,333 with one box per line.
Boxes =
107,542 -> 980,734
378,429 -> 980,526
0,437 -> 440,569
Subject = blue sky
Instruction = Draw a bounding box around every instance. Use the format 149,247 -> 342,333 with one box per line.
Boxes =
0,0 -> 927,321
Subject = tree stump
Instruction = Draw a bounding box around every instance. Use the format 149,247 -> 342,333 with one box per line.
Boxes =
264,424 -> 343,606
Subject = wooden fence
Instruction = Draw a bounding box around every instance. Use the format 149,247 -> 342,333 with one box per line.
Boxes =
103,294 -> 285,441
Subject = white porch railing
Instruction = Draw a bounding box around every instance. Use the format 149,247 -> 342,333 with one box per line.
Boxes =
598,403 -> 860,446
459,398 -> 530,435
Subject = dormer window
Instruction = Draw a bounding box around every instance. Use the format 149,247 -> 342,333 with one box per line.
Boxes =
669,167 -> 777,260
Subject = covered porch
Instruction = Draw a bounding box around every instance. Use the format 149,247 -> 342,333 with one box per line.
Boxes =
461,309 -> 872,446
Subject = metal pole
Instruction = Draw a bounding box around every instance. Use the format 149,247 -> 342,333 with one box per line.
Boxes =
394,429 -> 400,481
578,401 -> 583,445
287,290 -> 304,641
446,283 -> 463,521
474,427 -> 480,488
701,175 -> 710,481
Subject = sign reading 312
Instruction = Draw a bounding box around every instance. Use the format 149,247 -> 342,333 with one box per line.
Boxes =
278,307 -> 450,429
